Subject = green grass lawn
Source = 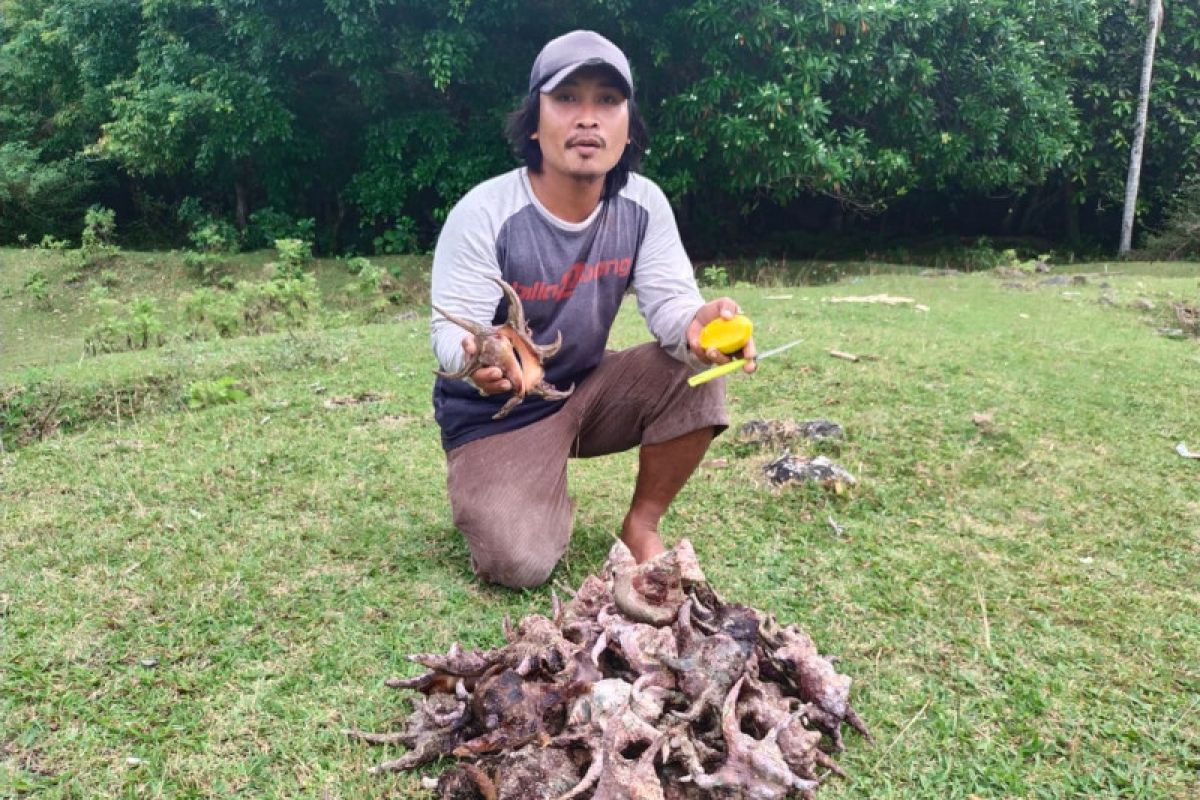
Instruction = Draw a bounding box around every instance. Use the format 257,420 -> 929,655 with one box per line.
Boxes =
2,250 -> 1199,798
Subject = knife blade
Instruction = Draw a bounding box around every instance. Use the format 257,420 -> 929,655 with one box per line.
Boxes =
687,338 -> 803,387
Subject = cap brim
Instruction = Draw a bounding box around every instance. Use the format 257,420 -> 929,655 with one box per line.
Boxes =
539,59 -> 631,96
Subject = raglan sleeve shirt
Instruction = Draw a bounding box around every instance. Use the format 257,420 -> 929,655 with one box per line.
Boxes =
431,172 -> 705,376
429,169 -> 709,450
430,197 -> 503,377
628,179 -> 707,370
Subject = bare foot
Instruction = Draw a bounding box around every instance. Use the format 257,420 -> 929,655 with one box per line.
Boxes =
620,519 -> 666,563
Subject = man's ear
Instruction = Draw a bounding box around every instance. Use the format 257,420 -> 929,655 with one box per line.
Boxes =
530,133 -> 539,140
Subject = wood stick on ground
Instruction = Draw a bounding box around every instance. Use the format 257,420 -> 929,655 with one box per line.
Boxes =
829,350 -> 860,362
975,579 -> 991,653
872,699 -> 932,773
827,295 -> 915,305
1160,696 -> 1199,741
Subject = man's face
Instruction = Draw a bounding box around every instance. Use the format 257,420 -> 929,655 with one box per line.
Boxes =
533,67 -> 630,185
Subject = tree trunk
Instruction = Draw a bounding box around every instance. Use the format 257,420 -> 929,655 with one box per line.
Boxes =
827,203 -> 845,234
1018,185 -> 1045,235
330,194 -> 346,254
1062,177 -> 1080,247
234,179 -> 248,231
1119,0 -> 1164,255
1001,192 -> 1021,236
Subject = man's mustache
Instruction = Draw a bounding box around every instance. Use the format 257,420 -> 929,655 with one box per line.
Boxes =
566,135 -> 605,148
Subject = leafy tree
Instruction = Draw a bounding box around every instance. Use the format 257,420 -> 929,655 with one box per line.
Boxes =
0,0 -> 137,239
1119,0 -> 1165,255
644,0 -> 1090,230
96,1 -> 296,229
0,0 -> 1196,254
0,142 -> 88,241
1069,0 -> 1200,248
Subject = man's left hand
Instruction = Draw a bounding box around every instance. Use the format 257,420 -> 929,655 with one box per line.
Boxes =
686,297 -> 757,372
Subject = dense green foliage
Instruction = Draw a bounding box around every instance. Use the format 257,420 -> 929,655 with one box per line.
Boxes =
1,0 -> 1197,254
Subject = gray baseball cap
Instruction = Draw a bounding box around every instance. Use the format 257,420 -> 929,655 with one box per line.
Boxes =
529,30 -> 633,97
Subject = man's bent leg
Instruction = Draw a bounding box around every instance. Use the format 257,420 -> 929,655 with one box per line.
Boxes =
572,344 -> 729,563
621,426 -> 716,562
445,422 -> 574,588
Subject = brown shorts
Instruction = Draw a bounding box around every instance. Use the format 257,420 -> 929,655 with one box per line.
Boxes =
445,342 -> 728,588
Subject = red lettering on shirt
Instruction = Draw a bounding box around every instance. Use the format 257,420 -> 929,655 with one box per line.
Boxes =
510,254 -> 633,305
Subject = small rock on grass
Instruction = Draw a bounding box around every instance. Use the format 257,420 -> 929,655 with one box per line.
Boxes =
323,392 -> 385,409
971,410 -> 998,435
765,454 -> 856,493
738,419 -> 845,448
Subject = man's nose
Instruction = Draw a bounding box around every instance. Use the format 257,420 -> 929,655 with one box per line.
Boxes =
574,101 -> 601,126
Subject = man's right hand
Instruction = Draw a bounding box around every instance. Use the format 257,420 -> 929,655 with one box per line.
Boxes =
462,336 -> 512,394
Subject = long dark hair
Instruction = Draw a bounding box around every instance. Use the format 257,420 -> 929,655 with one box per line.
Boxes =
505,91 -> 649,200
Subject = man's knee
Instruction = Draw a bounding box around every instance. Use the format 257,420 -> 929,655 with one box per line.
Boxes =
453,500 -> 573,589
472,547 -> 559,589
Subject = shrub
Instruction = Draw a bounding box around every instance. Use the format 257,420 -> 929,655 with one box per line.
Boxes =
34,235 -> 70,252
178,198 -> 238,249
271,238 -> 312,279
188,221 -> 240,255
0,375 -> 62,449
22,270 -> 50,308
246,208 -> 316,251
65,206 -> 122,270
83,287 -> 125,355
235,273 -> 321,335
700,264 -> 730,288
83,290 -> 165,355
345,257 -> 394,321
83,316 -> 125,355
125,296 -> 165,350
928,239 -> 1022,272
177,198 -> 239,283
1144,178 -> 1200,259
372,217 -> 419,255
182,251 -> 228,285
180,288 -> 242,339
81,206 -> 117,252
185,377 -> 248,410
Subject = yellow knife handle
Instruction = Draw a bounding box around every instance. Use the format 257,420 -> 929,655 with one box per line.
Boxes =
687,358 -> 748,387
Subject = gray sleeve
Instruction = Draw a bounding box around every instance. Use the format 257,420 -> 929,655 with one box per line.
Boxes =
430,201 -> 503,374
631,183 -> 706,368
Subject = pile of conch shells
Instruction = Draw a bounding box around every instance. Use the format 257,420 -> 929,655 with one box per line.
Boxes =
346,539 -> 871,799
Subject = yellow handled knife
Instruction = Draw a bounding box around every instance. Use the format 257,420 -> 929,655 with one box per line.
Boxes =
687,338 -> 804,387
